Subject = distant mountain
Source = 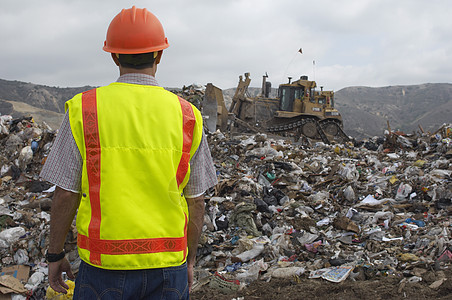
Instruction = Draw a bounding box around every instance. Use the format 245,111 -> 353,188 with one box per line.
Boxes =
0,79 -> 95,113
0,79 -> 95,129
0,99 -> 64,130
335,83 -> 452,138
0,78 -> 450,138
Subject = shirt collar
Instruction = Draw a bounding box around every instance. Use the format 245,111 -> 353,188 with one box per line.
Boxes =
116,73 -> 160,86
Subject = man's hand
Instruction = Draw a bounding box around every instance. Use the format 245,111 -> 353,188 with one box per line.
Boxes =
185,195 -> 205,293
48,187 -> 80,293
187,262 -> 195,293
48,257 -> 75,294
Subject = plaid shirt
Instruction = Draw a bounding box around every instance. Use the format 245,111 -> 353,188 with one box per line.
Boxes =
40,73 -> 217,197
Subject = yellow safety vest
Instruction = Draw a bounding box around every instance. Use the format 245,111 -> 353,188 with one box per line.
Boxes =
66,82 -> 203,270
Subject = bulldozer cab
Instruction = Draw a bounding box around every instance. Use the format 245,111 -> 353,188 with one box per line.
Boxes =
279,85 -> 304,111
277,76 -> 329,118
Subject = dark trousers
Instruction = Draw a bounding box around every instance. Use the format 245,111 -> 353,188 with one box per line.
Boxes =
73,260 -> 189,300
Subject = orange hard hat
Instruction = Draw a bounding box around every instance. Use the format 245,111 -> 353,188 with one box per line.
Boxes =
103,6 -> 169,54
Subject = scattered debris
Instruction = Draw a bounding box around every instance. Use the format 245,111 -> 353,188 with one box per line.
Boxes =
193,123 -> 451,297
0,111 -> 450,298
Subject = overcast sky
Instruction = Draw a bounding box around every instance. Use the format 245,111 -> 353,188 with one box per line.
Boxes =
1,0 -> 451,91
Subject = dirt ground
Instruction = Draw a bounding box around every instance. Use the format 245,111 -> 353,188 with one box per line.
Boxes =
191,268 -> 451,300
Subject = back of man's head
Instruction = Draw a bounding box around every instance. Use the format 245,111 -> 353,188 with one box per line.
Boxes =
117,52 -> 156,69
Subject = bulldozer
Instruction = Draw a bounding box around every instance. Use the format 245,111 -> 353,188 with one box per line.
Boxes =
203,72 -> 350,144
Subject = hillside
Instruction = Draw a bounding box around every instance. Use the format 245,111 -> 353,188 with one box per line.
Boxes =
0,79 -> 96,130
335,83 -> 452,138
0,99 -> 64,130
0,78 -> 451,138
0,79 -> 94,113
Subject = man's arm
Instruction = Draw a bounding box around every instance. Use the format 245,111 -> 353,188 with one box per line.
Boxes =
48,187 -> 80,294
186,195 -> 205,292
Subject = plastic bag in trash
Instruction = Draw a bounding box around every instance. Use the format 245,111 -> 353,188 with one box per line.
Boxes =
0,115 -> 12,135
270,266 -> 305,278
235,258 -> 268,283
338,163 -> 359,182
25,271 -> 45,291
343,186 -> 356,202
396,183 -> 412,200
18,146 -> 33,170
14,248 -> 29,264
235,242 -> 265,262
0,227 -> 26,247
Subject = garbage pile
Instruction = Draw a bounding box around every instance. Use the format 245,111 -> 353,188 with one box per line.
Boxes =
193,125 -> 452,294
0,112 -> 451,298
0,115 -> 61,299
170,83 -> 206,110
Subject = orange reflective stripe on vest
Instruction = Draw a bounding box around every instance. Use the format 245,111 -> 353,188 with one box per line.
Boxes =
77,214 -> 188,255
176,96 -> 196,188
78,90 -> 193,266
82,89 -> 102,265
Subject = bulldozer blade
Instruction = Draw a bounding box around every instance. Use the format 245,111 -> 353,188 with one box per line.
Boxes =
202,83 -> 228,133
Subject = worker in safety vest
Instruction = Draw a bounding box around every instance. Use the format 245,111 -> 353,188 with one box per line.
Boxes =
40,6 -> 217,299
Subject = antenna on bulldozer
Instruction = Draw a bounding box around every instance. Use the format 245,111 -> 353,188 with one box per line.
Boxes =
282,48 -> 303,85
312,60 -> 316,82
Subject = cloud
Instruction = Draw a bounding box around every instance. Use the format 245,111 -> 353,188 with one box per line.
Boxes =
0,0 -> 451,91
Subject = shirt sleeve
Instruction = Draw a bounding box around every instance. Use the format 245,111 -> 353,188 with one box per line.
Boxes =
183,132 -> 218,198
39,111 -> 82,193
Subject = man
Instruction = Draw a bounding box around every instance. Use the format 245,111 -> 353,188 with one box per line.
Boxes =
40,6 -> 217,299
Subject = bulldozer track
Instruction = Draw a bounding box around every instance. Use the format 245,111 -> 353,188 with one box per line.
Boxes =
266,117 -> 331,144
320,119 -> 351,142
265,117 -> 349,144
